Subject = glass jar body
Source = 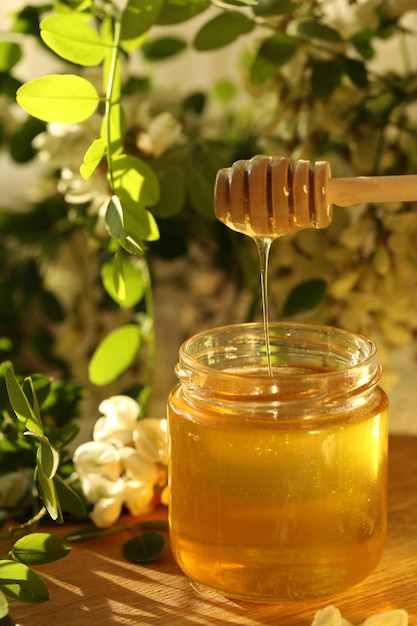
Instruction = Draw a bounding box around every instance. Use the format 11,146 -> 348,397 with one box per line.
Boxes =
167,322 -> 389,602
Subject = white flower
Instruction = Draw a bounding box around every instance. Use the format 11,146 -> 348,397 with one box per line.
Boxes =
90,496 -> 124,528
310,606 -> 408,626
79,472 -> 154,526
73,441 -> 122,481
93,395 -> 140,446
311,605 -> 351,626
78,473 -> 125,504
119,446 -> 159,485
319,0 -> 380,39
136,111 -> 184,158
123,479 -> 154,516
72,399 -> 168,527
77,473 -> 126,528
133,418 -> 168,466
33,118 -> 100,170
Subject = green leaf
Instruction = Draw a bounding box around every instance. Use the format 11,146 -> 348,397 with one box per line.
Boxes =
11,533 -> 71,566
252,0 -> 299,16
0,589 -> 8,619
342,56 -> 368,88
122,532 -> 165,563
65,526 -> 122,542
105,195 -> 126,239
120,0 -> 164,51
4,365 -> 43,436
40,15 -> 107,66
0,560 -> 49,603
10,117 -> 46,163
250,32 -> 297,85
186,162 -> 215,219
182,91 -> 206,114
112,155 -> 160,206
65,519 -> 168,542
22,431 -> 60,480
101,257 -> 145,307
48,423 -> 80,449
123,198 -> 160,243
212,79 -> 236,102
297,19 -> 343,43
350,30 -> 375,60
119,237 -> 146,255
10,5 -> 42,36
16,75 -> 100,123
152,168 -> 186,218
311,60 -> 343,99
22,376 -> 41,424
193,12 -> 255,51
80,137 -> 106,179
35,436 -> 60,479
0,42 -> 22,72
29,374 -> 52,408
105,197 -> 149,254
282,278 -> 327,317
113,247 -> 126,301
53,474 -> 88,518
36,466 -> 63,523
156,0 -> 210,25
142,36 -> 187,61
88,325 -> 142,385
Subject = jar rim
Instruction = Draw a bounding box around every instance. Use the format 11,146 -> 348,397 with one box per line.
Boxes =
175,322 -> 381,400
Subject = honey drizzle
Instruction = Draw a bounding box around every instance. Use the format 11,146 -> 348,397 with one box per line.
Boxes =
255,236 -> 274,376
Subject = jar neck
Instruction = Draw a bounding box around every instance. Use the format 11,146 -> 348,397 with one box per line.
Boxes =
175,322 -> 381,412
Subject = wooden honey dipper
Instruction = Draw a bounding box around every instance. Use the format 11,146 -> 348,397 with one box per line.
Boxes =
215,154 -> 417,237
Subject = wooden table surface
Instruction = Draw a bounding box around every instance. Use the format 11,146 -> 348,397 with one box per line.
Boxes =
4,435 -> 417,626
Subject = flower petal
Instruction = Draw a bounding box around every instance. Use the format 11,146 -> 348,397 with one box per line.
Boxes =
120,447 -> 159,485
133,418 -> 168,465
123,480 -> 154,516
73,441 -> 122,481
90,497 -> 123,528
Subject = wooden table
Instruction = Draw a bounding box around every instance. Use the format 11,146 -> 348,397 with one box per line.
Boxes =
4,435 -> 417,626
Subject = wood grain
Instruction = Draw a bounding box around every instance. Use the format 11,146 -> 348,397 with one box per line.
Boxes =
3,435 -> 417,626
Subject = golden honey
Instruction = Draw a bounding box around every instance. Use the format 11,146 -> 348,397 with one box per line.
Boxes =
167,322 -> 388,602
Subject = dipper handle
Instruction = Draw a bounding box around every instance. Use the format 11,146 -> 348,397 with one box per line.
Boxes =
328,174 -> 417,207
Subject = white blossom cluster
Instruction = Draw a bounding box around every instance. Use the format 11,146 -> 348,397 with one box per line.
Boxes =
312,605 -> 408,626
73,395 -> 168,528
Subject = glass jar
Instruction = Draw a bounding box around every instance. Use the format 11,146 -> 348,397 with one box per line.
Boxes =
167,322 -> 388,603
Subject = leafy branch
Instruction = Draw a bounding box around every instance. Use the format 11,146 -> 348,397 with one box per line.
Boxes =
0,362 -> 86,617
15,1 -> 161,406
2,362 -> 86,524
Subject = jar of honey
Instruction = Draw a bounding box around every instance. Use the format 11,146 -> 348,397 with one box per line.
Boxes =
167,322 -> 388,602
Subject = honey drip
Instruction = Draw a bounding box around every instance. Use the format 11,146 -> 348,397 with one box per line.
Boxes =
255,236 -> 274,376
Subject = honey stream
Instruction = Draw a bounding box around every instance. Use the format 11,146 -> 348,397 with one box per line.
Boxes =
254,236 -> 274,377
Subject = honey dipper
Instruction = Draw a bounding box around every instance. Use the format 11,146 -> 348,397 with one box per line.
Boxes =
215,154 -> 417,237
